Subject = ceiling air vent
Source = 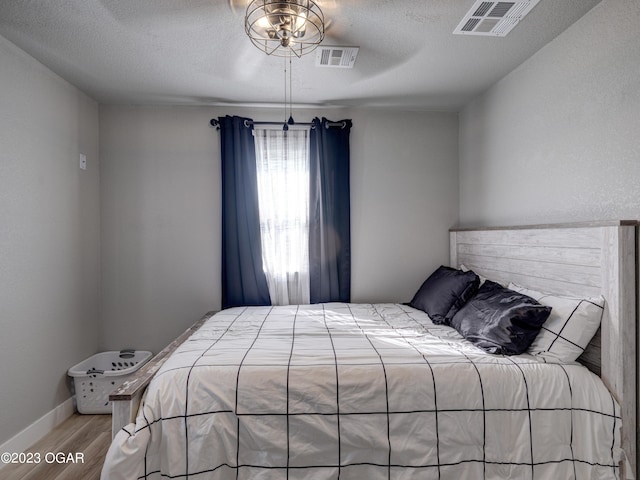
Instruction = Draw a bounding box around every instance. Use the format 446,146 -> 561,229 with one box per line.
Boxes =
453,0 -> 541,37
315,47 -> 359,69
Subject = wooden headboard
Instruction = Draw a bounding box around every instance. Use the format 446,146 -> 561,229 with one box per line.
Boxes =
449,221 -> 638,479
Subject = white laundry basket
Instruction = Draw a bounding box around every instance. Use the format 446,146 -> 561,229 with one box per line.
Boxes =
68,350 -> 152,414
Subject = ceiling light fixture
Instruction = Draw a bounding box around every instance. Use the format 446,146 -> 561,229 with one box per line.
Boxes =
245,0 -> 325,57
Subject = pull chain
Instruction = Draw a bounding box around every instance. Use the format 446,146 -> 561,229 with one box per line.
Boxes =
283,56 -> 288,131
282,54 -> 295,131
288,55 -> 294,125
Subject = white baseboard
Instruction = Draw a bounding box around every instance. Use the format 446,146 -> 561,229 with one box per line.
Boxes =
0,397 -> 75,470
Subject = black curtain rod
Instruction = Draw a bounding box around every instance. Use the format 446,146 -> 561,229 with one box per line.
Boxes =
209,118 -> 347,129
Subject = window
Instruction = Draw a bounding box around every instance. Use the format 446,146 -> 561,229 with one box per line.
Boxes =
218,115 -> 351,309
254,127 -> 310,305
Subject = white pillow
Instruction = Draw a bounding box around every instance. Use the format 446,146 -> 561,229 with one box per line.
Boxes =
508,283 -> 605,363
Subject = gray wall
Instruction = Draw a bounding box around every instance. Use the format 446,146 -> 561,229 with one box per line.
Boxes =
0,35 -> 100,445
459,0 -> 640,226
350,110 -> 459,302
99,106 -> 459,352
99,106 -> 221,353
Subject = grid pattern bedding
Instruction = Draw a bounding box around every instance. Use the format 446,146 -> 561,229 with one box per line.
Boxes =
101,303 -> 622,480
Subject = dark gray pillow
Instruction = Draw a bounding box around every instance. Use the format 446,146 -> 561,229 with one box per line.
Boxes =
409,266 -> 480,325
450,280 -> 552,355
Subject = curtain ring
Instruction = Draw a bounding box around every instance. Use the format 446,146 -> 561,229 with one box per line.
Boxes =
243,119 -> 251,128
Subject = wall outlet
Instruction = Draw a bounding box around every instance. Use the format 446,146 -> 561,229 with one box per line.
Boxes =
79,153 -> 87,170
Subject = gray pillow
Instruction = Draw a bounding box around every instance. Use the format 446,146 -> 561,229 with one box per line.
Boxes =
409,266 -> 480,325
450,280 -> 552,355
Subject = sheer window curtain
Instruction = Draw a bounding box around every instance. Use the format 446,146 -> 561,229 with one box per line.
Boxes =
254,127 -> 310,305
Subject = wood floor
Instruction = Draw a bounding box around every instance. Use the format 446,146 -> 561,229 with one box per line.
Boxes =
1,414 -> 111,480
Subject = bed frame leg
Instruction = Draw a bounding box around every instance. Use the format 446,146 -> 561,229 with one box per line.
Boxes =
111,393 -> 143,440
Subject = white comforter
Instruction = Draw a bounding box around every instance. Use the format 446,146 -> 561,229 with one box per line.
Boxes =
102,303 -> 622,480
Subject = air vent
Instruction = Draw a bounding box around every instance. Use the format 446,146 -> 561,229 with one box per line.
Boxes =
315,47 -> 359,69
453,0 -> 540,36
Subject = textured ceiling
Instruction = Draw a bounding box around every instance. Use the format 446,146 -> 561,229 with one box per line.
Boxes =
0,0 -> 602,110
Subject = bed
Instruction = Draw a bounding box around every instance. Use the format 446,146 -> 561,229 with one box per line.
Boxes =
102,221 -> 638,480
